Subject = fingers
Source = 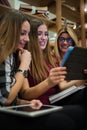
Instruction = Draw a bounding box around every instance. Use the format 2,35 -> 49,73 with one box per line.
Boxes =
29,100 -> 43,110
50,67 -> 67,76
18,49 -> 31,70
49,67 -> 67,85
18,48 -> 24,54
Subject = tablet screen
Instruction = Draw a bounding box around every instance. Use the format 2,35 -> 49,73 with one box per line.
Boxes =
6,104 -> 58,112
0,104 -> 63,117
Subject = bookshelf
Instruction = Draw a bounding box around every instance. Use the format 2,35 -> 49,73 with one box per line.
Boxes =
0,3 -> 57,49
19,0 -> 87,46
0,3 -> 57,32
0,4 -> 11,14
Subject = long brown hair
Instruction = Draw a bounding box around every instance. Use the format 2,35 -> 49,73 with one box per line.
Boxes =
0,9 -> 30,64
29,18 -> 58,83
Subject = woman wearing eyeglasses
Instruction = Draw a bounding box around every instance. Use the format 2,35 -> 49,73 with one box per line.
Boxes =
53,26 -> 86,105
54,26 -> 78,63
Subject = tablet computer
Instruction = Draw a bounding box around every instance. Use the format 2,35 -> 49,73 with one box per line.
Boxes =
61,46 -> 87,80
0,104 -> 62,118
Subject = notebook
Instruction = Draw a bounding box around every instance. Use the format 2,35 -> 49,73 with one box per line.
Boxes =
0,104 -> 63,118
61,46 -> 87,80
49,85 -> 85,104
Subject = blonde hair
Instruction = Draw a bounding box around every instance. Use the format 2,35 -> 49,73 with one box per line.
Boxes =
54,26 -> 79,61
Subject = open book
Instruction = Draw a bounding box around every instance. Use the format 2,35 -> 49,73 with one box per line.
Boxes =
61,46 -> 87,80
49,85 -> 85,104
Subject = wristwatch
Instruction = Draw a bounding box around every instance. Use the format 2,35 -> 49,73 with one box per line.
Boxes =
17,69 -> 28,78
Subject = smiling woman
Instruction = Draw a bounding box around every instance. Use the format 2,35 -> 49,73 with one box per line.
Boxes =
0,9 -> 32,106
52,26 -> 86,106
54,26 -> 79,61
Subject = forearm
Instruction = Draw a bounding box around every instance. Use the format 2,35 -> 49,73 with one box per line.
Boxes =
20,67 -> 67,100
59,80 -> 85,90
20,78 -> 54,100
6,51 -> 31,105
4,72 -> 25,105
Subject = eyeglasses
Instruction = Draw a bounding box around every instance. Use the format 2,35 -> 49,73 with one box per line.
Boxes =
59,37 -> 74,44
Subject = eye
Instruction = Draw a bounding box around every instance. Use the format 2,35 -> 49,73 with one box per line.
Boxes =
38,31 -> 42,36
21,30 -> 27,36
21,32 -> 25,35
45,32 -> 48,36
67,38 -> 74,43
59,37 -> 65,42
38,31 -> 48,36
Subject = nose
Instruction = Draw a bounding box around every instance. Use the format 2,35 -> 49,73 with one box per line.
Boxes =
25,34 -> 29,42
63,39 -> 68,44
41,33 -> 46,39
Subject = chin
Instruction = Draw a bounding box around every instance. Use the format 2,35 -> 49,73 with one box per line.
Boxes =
41,47 -> 45,50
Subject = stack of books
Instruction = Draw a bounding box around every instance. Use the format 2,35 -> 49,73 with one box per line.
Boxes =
19,4 -> 49,19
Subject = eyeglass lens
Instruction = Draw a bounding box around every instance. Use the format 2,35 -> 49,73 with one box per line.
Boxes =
59,37 -> 74,44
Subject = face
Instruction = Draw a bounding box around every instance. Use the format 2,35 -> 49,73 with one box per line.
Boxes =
58,32 -> 74,55
18,21 -> 30,49
38,24 -> 48,50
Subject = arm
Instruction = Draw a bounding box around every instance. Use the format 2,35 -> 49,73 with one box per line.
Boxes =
3,49 -> 31,105
58,68 -> 87,90
58,80 -> 85,91
19,67 -> 67,99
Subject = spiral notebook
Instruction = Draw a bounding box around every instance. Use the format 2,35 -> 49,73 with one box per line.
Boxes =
49,85 -> 85,104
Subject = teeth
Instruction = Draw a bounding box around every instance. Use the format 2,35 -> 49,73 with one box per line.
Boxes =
40,42 -> 45,46
63,47 -> 68,49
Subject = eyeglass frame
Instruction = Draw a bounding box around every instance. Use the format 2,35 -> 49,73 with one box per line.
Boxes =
58,37 -> 74,44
